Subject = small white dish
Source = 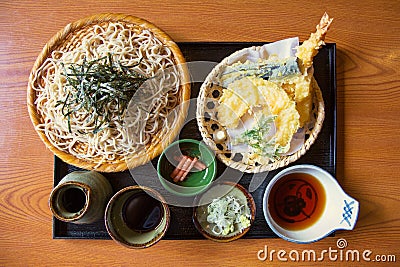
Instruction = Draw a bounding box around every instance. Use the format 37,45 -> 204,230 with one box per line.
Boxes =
263,164 -> 359,243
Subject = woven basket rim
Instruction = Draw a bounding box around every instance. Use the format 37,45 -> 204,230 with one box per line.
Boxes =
27,13 -> 191,172
196,45 -> 325,173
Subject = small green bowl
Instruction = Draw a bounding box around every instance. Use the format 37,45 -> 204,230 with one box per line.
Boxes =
157,139 -> 217,197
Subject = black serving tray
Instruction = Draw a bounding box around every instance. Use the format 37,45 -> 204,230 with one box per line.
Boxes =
53,42 -> 336,240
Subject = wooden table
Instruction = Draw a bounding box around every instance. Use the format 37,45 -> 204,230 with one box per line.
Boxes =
1,0 -> 399,265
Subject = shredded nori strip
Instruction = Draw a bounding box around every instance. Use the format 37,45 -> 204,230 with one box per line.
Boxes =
56,54 -> 148,134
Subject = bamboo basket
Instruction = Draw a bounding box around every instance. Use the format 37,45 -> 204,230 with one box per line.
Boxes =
27,13 -> 190,172
196,45 -> 325,173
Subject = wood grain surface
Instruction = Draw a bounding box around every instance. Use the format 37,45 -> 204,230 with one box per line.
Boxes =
1,0 -> 399,266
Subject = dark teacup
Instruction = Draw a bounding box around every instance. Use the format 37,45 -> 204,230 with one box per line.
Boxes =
105,186 -> 170,248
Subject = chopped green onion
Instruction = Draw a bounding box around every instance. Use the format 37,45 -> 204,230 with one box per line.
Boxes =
206,195 -> 251,236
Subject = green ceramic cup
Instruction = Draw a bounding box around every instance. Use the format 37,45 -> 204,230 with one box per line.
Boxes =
157,139 -> 217,197
49,171 -> 113,224
105,186 -> 170,249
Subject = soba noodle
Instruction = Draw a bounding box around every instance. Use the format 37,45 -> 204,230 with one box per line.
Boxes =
31,22 -> 182,166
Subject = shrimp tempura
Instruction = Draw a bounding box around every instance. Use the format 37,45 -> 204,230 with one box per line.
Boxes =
296,12 -> 333,73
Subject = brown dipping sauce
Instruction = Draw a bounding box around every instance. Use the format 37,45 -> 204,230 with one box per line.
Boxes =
268,173 -> 326,231
61,187 -> 86,213
122,191 -> 163,232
